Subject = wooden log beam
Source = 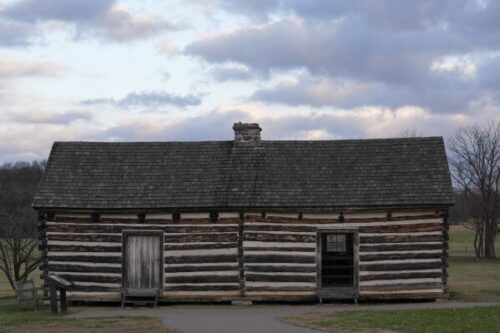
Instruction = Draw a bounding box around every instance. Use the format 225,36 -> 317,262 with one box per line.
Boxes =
46,224 -> 239,233
245,222 -> 442,233
164,254 -> 238,264
164,265 -> 238,273
245,273 -> 316,283
69,285 -> 121,292
244,286 -> 317,292
358,223 -> 442,234
244,214 -> 441,224
244,265 -> 316,273
245,224 -> 317,233
360,234 -> 442,244
56,274 -> 121,284
359,292 -> 444,299
360,261 -> 442,271
57,217 -> 241,225
47,264 -> 121,274
47,245 -> 122,253
243,233 -> 316,243
164,284 -> 240,291
244,246 -> 315,253
164,225 -> 239,233
165,243 -> 237,251
165,233 -> 237,243
47,255 -> 122,264
47,234 -> 122,243
360,271 -> 443,281
359,243 -> 442,252
164,275 -> 239,284
360,282 -> 443,292
244,254 -> 316,264
360,251 -> 442,262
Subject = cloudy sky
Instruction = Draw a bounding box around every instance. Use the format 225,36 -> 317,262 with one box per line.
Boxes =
1,0 -> 500,162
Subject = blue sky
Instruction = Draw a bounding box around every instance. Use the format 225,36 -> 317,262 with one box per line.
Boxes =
1,0 -> 500,162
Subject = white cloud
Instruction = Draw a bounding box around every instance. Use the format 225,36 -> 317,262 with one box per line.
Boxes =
253,77 -> 371,107
1,1 -> 177,43
5,110 -> 92,124
0,122 -> 101,162
158,37 -> 180,55
0,53 -> 64,78
295,129 -> 339,140
431,56 -> 477,77
1,0 -> 115,22
210,63 -> 254,81
0,19 -> 35,46
81,91 -> 202,108
96,4 -> 174,41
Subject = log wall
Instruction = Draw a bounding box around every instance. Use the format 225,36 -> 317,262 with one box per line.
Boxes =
39,210 -> 447,302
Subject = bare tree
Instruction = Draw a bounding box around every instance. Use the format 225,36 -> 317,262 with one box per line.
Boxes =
448,190 -> 473,224
0,208 -> 41,290
0,161 -> 45,291
448,123 -> 500,259
399,126 -> 423,138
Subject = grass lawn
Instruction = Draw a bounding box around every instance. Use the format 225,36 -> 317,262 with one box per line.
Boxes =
448,225 -> 500,301
282,306 -> 500,333
0,296 -> 174,333
0,274 -> 174,333
449,256 -> 500,301
0,296 -> 170,333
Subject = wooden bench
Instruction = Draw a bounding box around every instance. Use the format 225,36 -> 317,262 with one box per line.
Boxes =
14,279 -> 40,310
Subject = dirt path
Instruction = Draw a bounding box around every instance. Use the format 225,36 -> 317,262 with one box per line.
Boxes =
68,301 -> 500,333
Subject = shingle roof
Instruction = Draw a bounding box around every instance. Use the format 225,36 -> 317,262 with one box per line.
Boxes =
33,137 -> 455,210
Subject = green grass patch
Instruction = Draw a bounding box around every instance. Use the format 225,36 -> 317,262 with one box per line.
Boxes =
0,271 -> 15,298
283,306 -> 500,333
0,297 -> 172,333
449,256 -> 500,301
447,225 -> 500,301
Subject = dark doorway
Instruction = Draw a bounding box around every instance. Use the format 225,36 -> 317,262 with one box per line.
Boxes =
321,233 -> 354,287
318,230 -> 358,301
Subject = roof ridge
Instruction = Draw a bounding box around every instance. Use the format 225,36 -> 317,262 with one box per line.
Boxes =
52,136 -> 443,145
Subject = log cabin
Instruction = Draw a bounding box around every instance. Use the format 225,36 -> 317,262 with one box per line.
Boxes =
33,123 -> 454,304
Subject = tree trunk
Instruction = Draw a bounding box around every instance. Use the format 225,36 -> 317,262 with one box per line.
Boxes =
484,219 -> 497,259
474,222 -> 485,259
474,226 -> 483,259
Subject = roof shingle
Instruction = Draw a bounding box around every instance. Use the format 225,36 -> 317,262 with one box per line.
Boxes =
33,137 -> 455,210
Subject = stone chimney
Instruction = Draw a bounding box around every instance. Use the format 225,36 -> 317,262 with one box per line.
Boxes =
233,122 -> 262,147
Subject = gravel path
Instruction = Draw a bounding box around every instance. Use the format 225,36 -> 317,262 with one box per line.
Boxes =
68,301 -> 500,333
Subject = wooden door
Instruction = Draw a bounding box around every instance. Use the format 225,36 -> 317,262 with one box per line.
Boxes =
124,232 -> 163,290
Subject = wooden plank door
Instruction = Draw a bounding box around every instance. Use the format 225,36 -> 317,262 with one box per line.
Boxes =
124,232 -> 163,290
